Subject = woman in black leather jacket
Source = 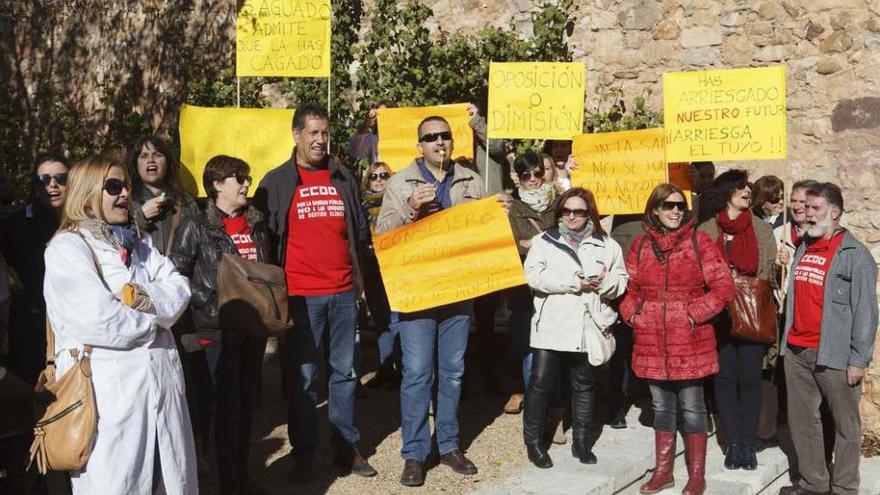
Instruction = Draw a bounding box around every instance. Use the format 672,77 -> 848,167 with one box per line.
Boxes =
169,155 -> 270,494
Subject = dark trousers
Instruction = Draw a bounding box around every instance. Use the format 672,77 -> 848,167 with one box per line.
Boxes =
608,324 -> 635,420
714,337 -> 764,447
648,379 -> 708,433
524,349 -> 594,445
214,329 -> 266,493
785,345 -> 862,495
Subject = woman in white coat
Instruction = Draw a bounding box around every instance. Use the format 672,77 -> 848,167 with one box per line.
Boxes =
522,187 -> 628,469
43,154 -> 196,494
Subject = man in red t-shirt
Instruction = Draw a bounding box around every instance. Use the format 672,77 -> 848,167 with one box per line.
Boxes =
255,103 -> 373,481
779,183 -> 878,495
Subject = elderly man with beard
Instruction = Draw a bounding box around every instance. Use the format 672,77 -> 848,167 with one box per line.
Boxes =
778,182 -> 878,495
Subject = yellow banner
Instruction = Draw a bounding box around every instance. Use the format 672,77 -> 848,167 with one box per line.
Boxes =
236,0 -> 332,78
570,129 -> 667,215
178,104 -> 294,197
374,198 -> 526,313
487,62 -> 586,140
376,104 -> 474,172
663,66 -> 787,162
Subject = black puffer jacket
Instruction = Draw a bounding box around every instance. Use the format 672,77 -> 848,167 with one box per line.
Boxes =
169,201 -> 271,330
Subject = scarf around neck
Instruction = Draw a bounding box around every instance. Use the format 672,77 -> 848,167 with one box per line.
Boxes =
716,209 -> 759,275
518,182 -> 554,213
80,218 -> 137,266
559,220 -> 593,249
643,218 -> 696,263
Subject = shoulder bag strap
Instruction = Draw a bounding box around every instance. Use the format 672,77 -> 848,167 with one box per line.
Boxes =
164,204 -> 183,254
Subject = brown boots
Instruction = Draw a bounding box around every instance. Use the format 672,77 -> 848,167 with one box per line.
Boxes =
640,430 -> 676,494
681,432 -> 707,495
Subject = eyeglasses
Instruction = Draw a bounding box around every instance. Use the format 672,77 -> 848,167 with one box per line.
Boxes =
34,173 -> 68,187
369,172 -> 391,181
226,173 -> 252,185
561,208 -> 588,218
103,178 -> 128,196
418,131 -> 453,143
519,169 -> 545,180
768,196 -> 784,204
660,201 -> 688,212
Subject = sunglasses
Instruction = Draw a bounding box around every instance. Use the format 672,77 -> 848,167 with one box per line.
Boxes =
369,172 -> 391,181
768,196 -> 784,204
418,131 -> 453,143
561,208 -> 589,218
34,173 -> 68,187
227,173 -> 252,185
519,169 -> 545,180
103,178 -> 128,196
660,201 -> 688,212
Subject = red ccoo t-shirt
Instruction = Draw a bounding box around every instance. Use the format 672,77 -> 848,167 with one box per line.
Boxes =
285,166 -> 352,296
788,231 -> 846,349
222,215 -> 258,261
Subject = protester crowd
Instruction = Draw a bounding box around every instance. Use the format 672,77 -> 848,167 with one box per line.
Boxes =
0,101 -> 876,495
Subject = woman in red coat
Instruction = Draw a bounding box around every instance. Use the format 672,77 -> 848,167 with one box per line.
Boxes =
620,183 -> 734,495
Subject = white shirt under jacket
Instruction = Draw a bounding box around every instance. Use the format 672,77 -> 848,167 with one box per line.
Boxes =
524,230 -> 628,353
43,228 -> 196,495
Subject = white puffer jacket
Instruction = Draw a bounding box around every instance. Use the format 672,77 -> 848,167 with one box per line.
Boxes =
524,228 -> 628,353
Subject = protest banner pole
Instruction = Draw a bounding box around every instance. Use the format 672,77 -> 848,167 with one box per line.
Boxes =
236,78 -> 241,108
485,143 -> 490,194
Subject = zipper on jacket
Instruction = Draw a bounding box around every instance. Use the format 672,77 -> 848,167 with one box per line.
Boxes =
663,257 -> 670,380
534,298 -> 548,331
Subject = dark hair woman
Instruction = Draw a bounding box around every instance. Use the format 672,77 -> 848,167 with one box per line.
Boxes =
169,155 -> 270,494
0,152 -> 71,385
620,183 -> 734,495
698,169 -> 777,471
128,135 -> 200,255
522,187 -> 628,469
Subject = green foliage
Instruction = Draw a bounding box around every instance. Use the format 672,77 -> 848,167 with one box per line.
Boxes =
584,86 -> 663,133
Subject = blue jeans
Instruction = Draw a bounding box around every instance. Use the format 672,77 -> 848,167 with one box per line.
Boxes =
286,290 -> 359,456
377,313 -> 401,366
648,379 -> 708,433
397,301 -> 472,461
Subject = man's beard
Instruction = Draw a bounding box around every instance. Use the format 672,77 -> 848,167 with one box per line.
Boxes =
807,214 -> 834,238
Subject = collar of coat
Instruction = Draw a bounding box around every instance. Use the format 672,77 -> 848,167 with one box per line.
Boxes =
205,200 -> 264,231
541,226 -> 606,264
398,159 -> 478,188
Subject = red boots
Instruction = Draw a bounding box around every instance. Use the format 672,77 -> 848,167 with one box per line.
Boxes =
640,430 -> 676,494
682,432 -> 707,495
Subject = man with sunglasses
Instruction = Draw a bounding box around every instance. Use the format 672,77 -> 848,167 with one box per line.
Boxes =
376,116 -> 486,487
255,103 -> 374,481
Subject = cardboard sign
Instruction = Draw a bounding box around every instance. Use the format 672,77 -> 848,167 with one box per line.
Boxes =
236,0 -> 332,78
570,129 -> 667,215
487,62 -> 586,140
374,197 -> 526,313
376,104 -> 474,171
663,66 -> 787,161
178,104 -> 294,197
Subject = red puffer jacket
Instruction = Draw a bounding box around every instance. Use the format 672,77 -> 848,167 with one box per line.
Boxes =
619,219 -> 735,381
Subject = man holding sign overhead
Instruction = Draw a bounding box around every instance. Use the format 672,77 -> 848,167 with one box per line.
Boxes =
376,116 -> 488,487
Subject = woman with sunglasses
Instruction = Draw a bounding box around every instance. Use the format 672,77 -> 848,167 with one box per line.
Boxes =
169,155 -> 270,494
620,183 -> 734,495
522,187 -> 628,469
360,162 -> 398,388
43,154 -> 195,494
503,152 -> 556,415
129,135 -> 200,256
698,170 -> 777,472
0,153 -> 70,385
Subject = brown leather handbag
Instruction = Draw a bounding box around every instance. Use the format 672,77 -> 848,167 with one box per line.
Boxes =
217,252 -> 292,338
729,275 -> 778,344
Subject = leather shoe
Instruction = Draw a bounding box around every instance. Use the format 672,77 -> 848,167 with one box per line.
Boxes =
439,449 -> 478,475
333,448 -> 378,477
400,459 -> 424,487
723,443 -> 740,470
778,485 -> 830,495
526,444 -> 553,469
739,445 -> 757,470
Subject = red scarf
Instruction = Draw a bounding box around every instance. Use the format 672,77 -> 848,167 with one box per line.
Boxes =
716,209 -> 760,276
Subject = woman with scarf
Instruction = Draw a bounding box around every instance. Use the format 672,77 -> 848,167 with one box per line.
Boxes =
522,187 -> 628,469
620,183 -> 734,495
43,154 -> 195,494
698,169 -> 777,471
503,152 -> 556,414
359,162 -> 398,388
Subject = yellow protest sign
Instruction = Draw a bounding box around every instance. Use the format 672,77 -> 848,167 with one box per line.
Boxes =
376,104 -> 474,172
236,0 -> 332,78
487,62 -> 586,140
178,104 -> 294,197
570,129 -> 667,215
374,198 -> 526,313
663,66 -> 787,162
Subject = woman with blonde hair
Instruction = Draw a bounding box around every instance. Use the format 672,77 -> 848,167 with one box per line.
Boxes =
43,154 -> 196,494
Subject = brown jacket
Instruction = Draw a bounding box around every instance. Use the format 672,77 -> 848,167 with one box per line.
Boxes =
507,200 -> 555,257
